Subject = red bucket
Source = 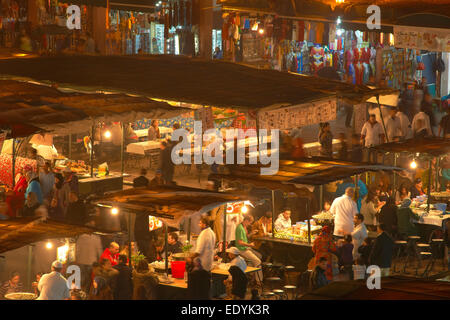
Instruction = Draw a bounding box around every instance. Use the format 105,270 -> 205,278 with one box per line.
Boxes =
171,261 -> 186,279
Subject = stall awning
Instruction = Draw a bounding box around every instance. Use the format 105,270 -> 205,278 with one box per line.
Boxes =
92,185 -> 251,229
110,0 -> 156,12
0,80 -> 191,135
372,137 -> 450,158
0,217 -> 113,254
211,159 -> 405,190
0,55 -> 397,109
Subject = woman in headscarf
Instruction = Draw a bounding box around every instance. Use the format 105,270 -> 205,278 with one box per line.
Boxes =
312,226 -> 337,281
396,199 -> 420,237
89,276 -> 113,300
147,120 -> 161,141
24,170 -> 43,205
5,165 -> 32,218
49,173 -> 70,220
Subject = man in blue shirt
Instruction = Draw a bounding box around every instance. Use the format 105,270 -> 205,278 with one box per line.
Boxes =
39,162 -> 55,203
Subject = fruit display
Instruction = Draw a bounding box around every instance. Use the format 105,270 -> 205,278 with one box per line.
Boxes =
275,224 -> 322,243
55,160 -> 89,174
312,210 -> 335,222
4,292 -> 37,300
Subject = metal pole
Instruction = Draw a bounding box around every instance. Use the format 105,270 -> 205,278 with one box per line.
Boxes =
121,123 -> 125,176
90,125 -> 94,178
376,95 -> 389,144
187,218 -> 191,242
435,157 -> 440,192
393,153 -> 398,200
319,185 -> 324,210
164,224 -> 169,276
222,206 -> 227,257
128,211 -> 132,265
68,134 -> 72,160
427,158 -> 432,213
271,190 -> 275,239
307,200 -> 311,245
26,245 -> 33,291
12,138 -> 16,188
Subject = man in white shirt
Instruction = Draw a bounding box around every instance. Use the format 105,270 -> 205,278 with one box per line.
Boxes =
227,247 -> 247,273
361,114 -> 385,147
330,187 -> 358,237
351,213 -> 368,260
274,209 -> 292,232
191,216 -> 216,272
75,231 -> 103,291
37,261 -> 70,300
384,107 -> 401,142
411,108 -> 432,137
396,107 -> 411,140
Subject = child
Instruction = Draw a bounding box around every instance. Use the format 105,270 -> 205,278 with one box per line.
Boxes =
352,258 -> 367,280
358,238 -> 373,266
337,234 -> 354,270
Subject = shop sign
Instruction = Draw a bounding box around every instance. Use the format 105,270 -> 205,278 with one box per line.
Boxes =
394,25 -> 450,52
149,215 -> 163,231
258,98 -> 337,130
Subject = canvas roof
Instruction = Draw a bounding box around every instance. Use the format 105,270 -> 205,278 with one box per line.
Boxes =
0,80 -> 190,136
211,158 -> 404,189
91,185 -> 251,229
0,55 -> 396,109
372,137 -> 450,158
0,217 -> 113,254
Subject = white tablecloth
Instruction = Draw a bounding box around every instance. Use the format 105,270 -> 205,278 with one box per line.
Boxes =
413,208 -> 450,227
126,141 -> 161,155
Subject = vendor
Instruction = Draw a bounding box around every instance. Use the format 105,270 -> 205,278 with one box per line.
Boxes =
274,209 -> 292,232
410,178 -> 425,199
148,120 -> 161,141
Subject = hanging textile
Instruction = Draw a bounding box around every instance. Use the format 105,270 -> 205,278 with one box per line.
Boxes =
316,22 -> 324,44
298,21 -> 305,42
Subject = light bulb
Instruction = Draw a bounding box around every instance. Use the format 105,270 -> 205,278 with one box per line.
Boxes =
337,17 -> 341,25
410,160 -> 417,169
46,242 -> 53,249
111,207 -> 119,215
104,130 -> 111,139
241,206 -> 248,214
258,28 -> 264,35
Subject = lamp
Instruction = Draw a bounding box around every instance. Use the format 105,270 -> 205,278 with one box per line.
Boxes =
111,207 -> 119,215
45,242 -> 53,249
104,130 -> 112,139
241,205 -> 248,214
410,159 -> 417,169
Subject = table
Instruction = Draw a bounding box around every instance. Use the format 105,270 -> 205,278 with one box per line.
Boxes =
211,265 -> 261,276
78,174 -> 124,195
411,208 -> 450,228
126,140 -> 162,155
158,276 -> 187,289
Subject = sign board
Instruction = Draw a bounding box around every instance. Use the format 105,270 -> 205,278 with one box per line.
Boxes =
394,25 -> 450,52
258,98 -> 337,130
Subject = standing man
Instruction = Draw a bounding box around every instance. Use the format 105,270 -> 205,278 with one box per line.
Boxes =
37,261 -> 70,300
113,254 -> 133,300
438,107 -> 450,138
235,214 -> 263,281
361,114 -> 384,162
39,162 -> 55,204
411,106 -> 432,137
63,167 -> 79,196
369,224 -> 394,277
384,107 -> 401,142
330,187 -> 359,237
396,104 -> 412,140
351,214 -> 368,261
191,216 -> 216,272
100,242 -> 120,267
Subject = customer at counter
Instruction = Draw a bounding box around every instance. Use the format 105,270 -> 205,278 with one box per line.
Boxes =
274,209 -> 292,232
330,187 -> 358,237
63,167 -> 79,196
25,170 -> 43,205
410,178 -> 425,199
252,211 -> 273,262
312,226 -> 337,281
351,214 -> 367,261
396,199 -> 420,237
39,162 -> 55,204
148,120 -> 161,141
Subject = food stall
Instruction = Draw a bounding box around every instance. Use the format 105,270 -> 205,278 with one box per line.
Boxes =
91,185 -> 252,299
0,80 -> 190,196
373,137 -> 450,237
212,159 -> 404,270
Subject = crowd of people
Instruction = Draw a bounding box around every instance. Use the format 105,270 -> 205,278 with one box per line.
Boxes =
3,161 -> 86,224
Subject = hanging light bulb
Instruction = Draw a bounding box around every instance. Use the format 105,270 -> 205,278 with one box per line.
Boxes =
337,17 -> 341,25
46,241 -> 53,249
258,28 -> 265,35
410,159 -> 417,169
104,130 -> 112,139
111,207 -> 119,215
241,205 -> 248,214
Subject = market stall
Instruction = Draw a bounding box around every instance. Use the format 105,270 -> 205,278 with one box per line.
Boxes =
212,158 -> 404,270
91,184 -> 252,298
0,80 -> 190,195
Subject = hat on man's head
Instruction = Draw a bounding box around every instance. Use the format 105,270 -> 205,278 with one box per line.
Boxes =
226,247 -> 241,256
52,260 -> 63,269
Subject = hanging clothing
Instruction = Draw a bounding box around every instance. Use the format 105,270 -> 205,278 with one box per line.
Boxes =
298,21 -> 305,42
316,23 -> 324,44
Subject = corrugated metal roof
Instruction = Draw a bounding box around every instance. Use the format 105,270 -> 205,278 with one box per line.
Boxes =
373,137 -> 450,157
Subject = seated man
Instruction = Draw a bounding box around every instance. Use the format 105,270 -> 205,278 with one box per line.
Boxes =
167,232 -> 183,256
223,247 -> 247,299
274,209 -> 292,232
235,214 -> 263,282
100,242 -> 120,267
